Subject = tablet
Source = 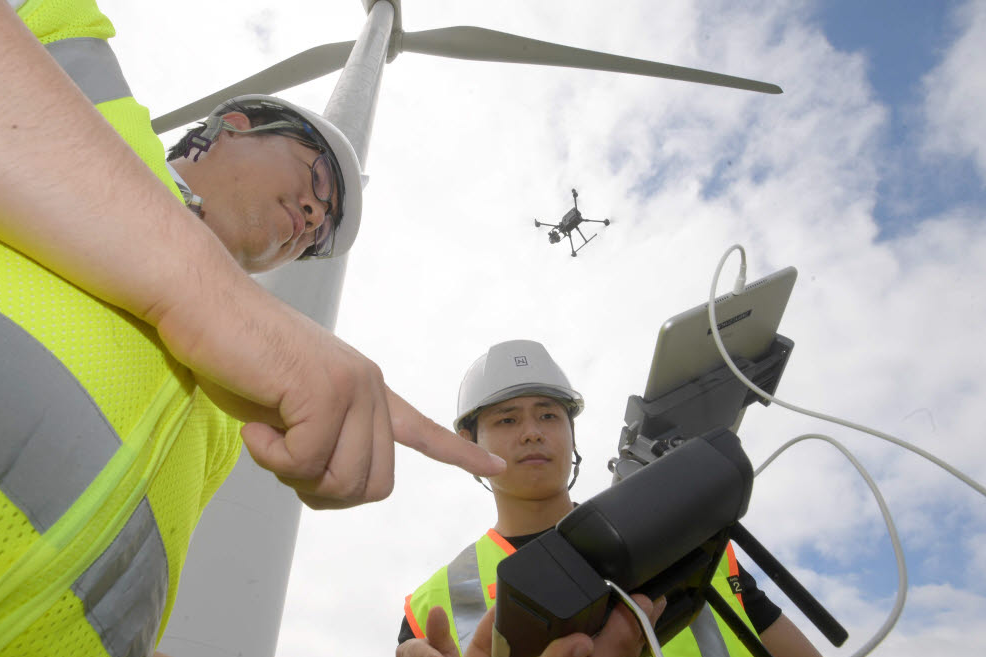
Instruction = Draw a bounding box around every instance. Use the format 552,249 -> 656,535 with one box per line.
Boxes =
643,266 -> 797,402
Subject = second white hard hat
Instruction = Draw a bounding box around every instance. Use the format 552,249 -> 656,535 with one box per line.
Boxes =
454,340 -> 584,432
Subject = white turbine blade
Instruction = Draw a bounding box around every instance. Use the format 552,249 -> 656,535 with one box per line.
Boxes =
398,27 -> 781,94
151,41 -> 356,134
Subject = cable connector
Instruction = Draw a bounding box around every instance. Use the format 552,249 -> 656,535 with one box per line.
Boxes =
728,244 -> 747,295
732,262 -> 747,295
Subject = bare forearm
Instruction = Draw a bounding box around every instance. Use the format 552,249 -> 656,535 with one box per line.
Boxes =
0,4 -> 307,408
0,3 -> 244,323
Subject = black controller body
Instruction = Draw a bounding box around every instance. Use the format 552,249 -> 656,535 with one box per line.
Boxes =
492,428 -> 753,657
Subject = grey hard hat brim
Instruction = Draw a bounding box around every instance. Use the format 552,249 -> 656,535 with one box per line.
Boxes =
454,339 -> 585,432
453,383 -> 584,433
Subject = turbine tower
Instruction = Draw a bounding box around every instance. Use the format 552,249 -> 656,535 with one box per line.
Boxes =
157,2 -> 781,655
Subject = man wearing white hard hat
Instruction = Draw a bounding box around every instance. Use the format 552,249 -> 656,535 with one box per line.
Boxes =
1,3 -> 502,656
398,340 -> 822,657
165,94 -> 364,269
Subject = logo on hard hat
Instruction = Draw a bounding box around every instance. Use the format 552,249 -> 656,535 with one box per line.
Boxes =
514,356 -> 529,367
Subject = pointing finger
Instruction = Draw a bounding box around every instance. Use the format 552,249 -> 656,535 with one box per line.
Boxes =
387,387 -> 506,477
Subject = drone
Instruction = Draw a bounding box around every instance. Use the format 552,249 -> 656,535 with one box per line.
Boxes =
534,189 -> 610,257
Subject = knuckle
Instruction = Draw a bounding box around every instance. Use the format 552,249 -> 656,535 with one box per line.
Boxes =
292,460 -> 327,481
330,470 -> 370,502
363,356 -> 383,379
364,476 -> 395,503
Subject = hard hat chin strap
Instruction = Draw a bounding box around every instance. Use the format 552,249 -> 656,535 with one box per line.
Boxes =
186,116 -> 314,162
569,448 -> 582,491
474,474 -> 494,493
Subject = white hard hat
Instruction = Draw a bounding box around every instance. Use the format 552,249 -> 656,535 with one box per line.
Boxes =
454,340 -> 584,432
198,94 -> 363,258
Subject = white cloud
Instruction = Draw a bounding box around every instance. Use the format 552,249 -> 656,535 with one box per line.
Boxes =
922,0 -> 986,182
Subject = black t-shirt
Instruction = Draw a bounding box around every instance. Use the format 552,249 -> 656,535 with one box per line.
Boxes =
397,531 -> 780,645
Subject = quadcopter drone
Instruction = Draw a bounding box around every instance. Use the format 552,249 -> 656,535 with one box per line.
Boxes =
534,189 -> 611,257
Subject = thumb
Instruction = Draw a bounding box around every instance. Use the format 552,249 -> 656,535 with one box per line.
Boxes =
241,422 -> 295,473
424,607 -> 460,657
387,387 -> 505,477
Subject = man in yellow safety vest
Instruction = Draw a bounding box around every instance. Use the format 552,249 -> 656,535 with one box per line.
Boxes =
399,340 -> 823,657
1,3 -> 502,656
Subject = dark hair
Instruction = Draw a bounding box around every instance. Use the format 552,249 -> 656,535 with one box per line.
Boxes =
166,99 -> 317,161
462,418 -> 479,442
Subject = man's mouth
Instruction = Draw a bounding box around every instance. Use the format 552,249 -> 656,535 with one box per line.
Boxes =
283,203 -> 305,243
517,453 -> 551,464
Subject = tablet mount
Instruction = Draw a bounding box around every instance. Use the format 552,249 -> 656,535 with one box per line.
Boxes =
492,335 -> 849,657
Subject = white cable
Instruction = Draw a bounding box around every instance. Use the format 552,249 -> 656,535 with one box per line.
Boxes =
708,245 -> 986,498
704,244 -> 985,656
606,579 -> 665,657
755,434 -> 907,657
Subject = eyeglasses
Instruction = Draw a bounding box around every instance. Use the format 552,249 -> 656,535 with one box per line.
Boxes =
262,124 -> 345,259
301,149 -> 346,259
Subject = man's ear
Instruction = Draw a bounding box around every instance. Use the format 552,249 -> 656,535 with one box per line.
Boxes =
220,111 -> 251,132
457,428 -> 474,442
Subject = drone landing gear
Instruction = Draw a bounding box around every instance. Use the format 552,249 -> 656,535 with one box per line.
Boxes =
533,188 -> 612,257
569,228 -> 595,257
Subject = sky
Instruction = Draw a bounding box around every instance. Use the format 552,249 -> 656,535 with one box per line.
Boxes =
93,0 -> 986,655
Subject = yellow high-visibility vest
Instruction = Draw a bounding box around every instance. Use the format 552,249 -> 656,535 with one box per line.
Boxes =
0,3 -> 242,656
405,529 -> 761,657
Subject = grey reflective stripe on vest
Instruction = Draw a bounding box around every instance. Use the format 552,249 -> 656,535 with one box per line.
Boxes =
690,604 -> 731,657
8,1 -> 29,11
44,38 -> 132,105
0,312 -> 167,657
74,498 -> 168,657
447,542 -> 488,648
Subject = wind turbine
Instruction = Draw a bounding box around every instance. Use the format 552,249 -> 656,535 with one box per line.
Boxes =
155,2 -> 782,656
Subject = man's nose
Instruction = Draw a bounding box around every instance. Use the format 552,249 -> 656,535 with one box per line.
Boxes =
301,197 -> 329,231
520,419 -> 544,443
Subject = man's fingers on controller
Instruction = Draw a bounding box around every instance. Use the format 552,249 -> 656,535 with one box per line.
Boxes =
386,387 -> 506,477
590,593 -> 654,656
627,593 -> 655,624
649,595 -> 668,624
541,635 -> 592,657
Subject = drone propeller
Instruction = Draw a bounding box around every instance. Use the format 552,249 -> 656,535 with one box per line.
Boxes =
396,27 -> 781,95
151,41 -> 356,134
152,20 -> 780,134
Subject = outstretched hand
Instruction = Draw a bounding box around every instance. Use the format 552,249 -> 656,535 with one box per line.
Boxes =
242,373 -> 507,509
175,291 -> 504,509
